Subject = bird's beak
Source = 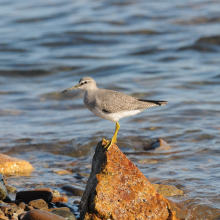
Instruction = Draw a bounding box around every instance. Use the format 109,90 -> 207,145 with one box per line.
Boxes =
62,84 -> 80,93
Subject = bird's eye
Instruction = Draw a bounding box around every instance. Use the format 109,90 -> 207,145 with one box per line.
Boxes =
84,81 -> 87,84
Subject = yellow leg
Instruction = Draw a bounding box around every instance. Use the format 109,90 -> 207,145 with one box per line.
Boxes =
103,121 -> 120,151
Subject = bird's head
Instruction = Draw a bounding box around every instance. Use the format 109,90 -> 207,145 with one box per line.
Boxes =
62,77 -> 97,93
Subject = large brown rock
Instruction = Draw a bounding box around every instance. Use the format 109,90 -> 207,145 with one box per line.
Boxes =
0,153 -> 34,175
80,141 -> 179,220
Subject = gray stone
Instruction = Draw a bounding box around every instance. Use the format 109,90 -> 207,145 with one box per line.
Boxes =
0,174 -> 10,202
61,185 -> 84,196
52,209 -> 77,220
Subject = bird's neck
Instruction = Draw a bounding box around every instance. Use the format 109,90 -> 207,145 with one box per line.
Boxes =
84,85 -> 98,92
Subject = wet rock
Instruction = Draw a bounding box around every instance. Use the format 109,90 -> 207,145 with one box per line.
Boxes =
28,199 -> 48,210
17,202 -> 25,210
0,203 -> 24,218
24,205 -> 34,211
16,189 -> 53,203
144,138 -> 171,151
179,35 -> 220,53
5,185 -> 17,194
196,35 -> 220,45
0,154 -> 34,175
0,210 -> 9,220
153,184 -> 184,197
0,203 -> 10,213
168,200 -> 190,220
52,209 -> 77,220
55,202 -> 78,213
48,207 -> 70,212
80,141 -> 179,220
52,196 -> 68,203
53,169 -> 72,175
0,174 -> 11,202
52,190 -> 60,197
62,185 -> 84,196
22,209 -> 66,220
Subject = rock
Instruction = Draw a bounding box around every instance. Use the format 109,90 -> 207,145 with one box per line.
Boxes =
0,174 -> 11,202
52,169 -> 72,175
24,205 -> 34,211
196,35 -> 220,45
52,196 -> 68,203
143,138 -> 171,151
0,154 -> 34,175
0,204 -> 10,213
11,213 -> 18,220
18,202 -> 25,210
80,141 -> 179,220
48,207 -> 70,212
52,190 -> 60,197
0,209 -> 9,220
55,202 -> 78,213
52,209 -> 77,220
0,203 -> 24,218
168,200 -> 190,220
5,185 -> 17,194
22,209 -> 66,220
62,185 -> 84,196
152,184 -> 184,197
16,189 -> 53,203
28,199 -> 48,210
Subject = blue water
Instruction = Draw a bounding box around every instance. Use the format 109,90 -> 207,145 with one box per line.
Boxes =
0,0 -> 220,219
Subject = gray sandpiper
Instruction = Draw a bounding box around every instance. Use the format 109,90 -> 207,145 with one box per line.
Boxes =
62,77 -> 168,151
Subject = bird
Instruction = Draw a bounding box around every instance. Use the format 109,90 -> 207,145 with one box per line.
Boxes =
62,77 -> 168,151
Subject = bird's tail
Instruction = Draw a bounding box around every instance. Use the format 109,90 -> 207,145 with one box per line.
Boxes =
137,99 -> 168,106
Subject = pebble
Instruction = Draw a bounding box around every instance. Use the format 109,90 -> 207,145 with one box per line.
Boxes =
48,207 -> 70,212
53,169 -> 72,175
0,186 -> 79,219
52,209 -> 77,220
0,174 -> 10,202
52,190 -> 60,197
28,199 -> 48,210
62,185 -> 84,196
5,185 -> 17,194
18,202 -> 25,210
52,196 -> 68,203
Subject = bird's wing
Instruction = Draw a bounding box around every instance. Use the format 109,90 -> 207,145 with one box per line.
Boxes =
95,89 -> 164,113
95,89 -> 137,113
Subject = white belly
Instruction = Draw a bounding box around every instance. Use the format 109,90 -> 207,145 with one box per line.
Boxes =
89,107 -> 144,122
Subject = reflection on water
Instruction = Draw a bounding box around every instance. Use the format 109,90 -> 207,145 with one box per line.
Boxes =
0,0 -> 220,218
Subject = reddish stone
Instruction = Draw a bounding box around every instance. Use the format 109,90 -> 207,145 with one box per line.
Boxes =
80,141 -> 179,220
29,188 -> 53,193
52,196 -> 68,203
22,209 -> 65,220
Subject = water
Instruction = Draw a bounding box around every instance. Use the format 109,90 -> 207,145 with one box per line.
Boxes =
0,0 -> 220,219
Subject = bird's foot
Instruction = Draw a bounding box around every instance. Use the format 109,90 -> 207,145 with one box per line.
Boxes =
102,138 -> 110,151
102,137 -> 117,152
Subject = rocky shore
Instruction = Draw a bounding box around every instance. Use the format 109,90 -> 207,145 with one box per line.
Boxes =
0,141 -> 184,220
